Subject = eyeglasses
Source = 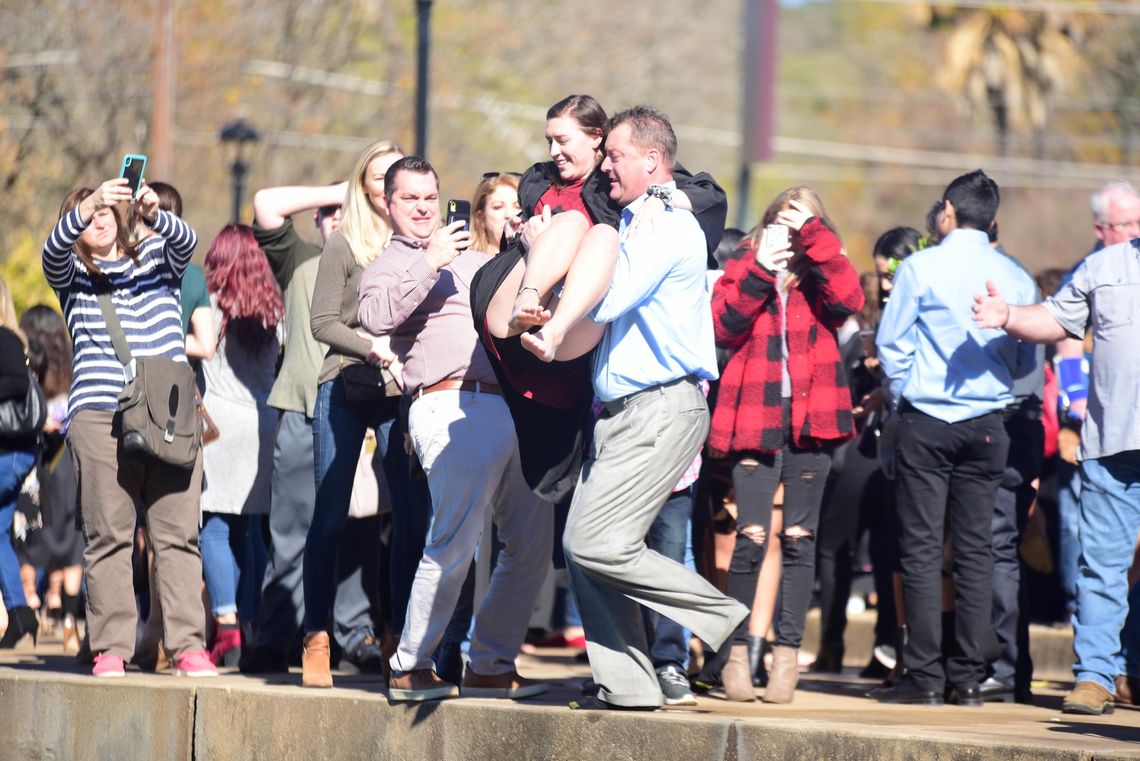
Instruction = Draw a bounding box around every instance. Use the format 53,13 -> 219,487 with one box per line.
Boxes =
1096,219 -> 1140,233
482,171 -> 522,180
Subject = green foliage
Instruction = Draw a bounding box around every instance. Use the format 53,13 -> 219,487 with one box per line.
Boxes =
0,233 -> 59,316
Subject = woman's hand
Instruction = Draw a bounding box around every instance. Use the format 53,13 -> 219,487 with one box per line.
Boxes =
135,183 -> 160,220
79,178 -> 134,222
626,196 -> 665,241
357,331 -> 397,368
852,388 -> 885,419
755,226 -> 792,272
503,213 -> 524,242
775,198 -> 814,231
520,205 -> 553,250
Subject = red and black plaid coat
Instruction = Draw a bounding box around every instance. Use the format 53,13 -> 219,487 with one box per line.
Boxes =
709,218 -> 863,455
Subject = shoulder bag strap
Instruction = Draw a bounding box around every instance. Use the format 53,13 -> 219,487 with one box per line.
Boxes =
95,291 -> 134,369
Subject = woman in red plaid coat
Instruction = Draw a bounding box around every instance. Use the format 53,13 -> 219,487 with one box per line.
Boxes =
708,187 -> 863,703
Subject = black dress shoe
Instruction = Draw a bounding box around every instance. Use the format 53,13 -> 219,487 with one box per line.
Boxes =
948,684 -> 983,707
978,677 -> 1014,703
870,678 -> 943,706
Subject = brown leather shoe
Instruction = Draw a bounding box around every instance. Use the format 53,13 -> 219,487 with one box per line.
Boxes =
762,645 -> 799,704
1062,680 -> 1114,715
461,668 -> 548,699
388,669 -> 459,702
302,632 -> 333,688
1116,674 -> 1138,706
720,643 -> 757,702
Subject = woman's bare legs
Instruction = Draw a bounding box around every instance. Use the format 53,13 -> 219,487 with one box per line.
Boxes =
509,211 -> 592,331
486,259 -> 527,339
520,223 -> 618,362
749,506 -> 783,640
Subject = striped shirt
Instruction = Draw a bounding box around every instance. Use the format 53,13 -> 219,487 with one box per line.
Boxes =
42,207 -> 197,422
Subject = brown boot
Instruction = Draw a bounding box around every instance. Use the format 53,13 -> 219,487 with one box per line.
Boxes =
720,643 -> 757,702
762,645 -> 799,704
302,632 -> 333,688
1063,680 -> 1114,715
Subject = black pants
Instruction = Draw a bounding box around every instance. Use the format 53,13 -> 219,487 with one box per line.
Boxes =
724,443 -> 831,649
816,438 -> 895,655
990,410 -> 1043,690
895,405 -> 1009,692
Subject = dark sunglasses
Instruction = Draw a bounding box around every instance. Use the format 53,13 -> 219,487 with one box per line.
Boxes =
482,171 -> 522,180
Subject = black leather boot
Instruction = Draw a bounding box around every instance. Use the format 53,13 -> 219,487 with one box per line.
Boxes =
0,605 -> 39,649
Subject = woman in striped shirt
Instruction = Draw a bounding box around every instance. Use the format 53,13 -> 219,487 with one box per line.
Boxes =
42,176 -> 216,678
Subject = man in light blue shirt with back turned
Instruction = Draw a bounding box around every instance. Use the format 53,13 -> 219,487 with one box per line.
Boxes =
874,169 -> 1036,707
560,106 -> 749,711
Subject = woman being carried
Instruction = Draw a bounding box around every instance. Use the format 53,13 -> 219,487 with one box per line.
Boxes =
471,94 -> 727,501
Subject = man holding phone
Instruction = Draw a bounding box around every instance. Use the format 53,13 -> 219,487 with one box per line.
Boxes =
357,156 -> 552,703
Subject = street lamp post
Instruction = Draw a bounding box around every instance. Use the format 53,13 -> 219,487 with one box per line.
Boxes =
415,0 -> 433,158
218,119 -> 260,223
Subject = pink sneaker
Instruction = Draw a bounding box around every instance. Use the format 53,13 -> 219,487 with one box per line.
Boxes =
92,653 -> 125,678
173,649 -> 218,678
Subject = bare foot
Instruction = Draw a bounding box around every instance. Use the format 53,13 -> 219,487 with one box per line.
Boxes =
520,328 -> 562,363
509,289 -> 552,332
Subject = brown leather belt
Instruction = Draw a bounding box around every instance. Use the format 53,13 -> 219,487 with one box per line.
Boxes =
414,379 -> 502,399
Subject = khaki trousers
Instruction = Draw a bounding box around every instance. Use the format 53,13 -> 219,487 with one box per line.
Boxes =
69,409 -> 206,660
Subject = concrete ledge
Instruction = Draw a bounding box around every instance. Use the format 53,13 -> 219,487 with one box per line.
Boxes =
2,658 -> 1137,761
0,667 -> 194,761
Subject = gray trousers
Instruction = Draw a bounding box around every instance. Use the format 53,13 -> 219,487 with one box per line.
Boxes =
563,378 -> 749,707
257,410 -> 375,655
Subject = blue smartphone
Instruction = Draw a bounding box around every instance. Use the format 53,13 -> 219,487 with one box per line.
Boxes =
119,154 -> 147,200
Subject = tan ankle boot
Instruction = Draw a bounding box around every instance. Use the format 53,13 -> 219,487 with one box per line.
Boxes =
762,645 -> 799,703
720,643 -> 757,702
302,632 -> 333,688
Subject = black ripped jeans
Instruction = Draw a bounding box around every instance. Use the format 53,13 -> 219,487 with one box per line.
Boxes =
724,415 -> 832,650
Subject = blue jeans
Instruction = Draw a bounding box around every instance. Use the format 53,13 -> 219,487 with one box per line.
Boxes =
0,449 -> 36,610
643,487 -> 694,671
1073,451 -> 1140,692
201,512 -> 265,620
304,378 -> 430,637
1057,458 -> 1082,617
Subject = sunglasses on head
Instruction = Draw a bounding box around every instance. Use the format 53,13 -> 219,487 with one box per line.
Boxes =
482,171 -> 522,180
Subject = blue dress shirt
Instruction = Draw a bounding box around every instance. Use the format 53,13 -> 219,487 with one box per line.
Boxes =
876,228 -> 1037,423
589,188 -> 719,402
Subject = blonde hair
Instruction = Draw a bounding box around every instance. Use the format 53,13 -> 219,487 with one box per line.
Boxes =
338,140 -> 404,270
0,275 -> 26,348
749,186 -> 841,291
471,173 -> 520,253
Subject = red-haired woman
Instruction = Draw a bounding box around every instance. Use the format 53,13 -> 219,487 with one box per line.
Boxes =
199,224 -> 284,666
709,188 -> 863,703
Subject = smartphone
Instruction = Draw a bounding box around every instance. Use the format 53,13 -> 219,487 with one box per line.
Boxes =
765,223 -> 789,249
446,199 -> 471,230
119,154 -> 147,200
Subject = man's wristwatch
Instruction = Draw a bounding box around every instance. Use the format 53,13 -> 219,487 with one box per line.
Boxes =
646,184 -> 673,210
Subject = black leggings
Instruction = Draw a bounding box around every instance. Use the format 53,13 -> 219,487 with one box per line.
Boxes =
725,442 -> 832,649
815,439 -> 896,654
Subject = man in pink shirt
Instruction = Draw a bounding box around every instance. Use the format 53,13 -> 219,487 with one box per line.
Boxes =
358,156 -> 552,703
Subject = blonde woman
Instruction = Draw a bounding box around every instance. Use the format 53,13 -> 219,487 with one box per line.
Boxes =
302,140 -> 408,687
470,173 -> 521,255
708,187 -> 863,702
0,277 -> 39,648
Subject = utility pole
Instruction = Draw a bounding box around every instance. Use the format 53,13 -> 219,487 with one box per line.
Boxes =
414,0 -> 433,158
739,0 -> 778,230
150,0 -> 176,179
